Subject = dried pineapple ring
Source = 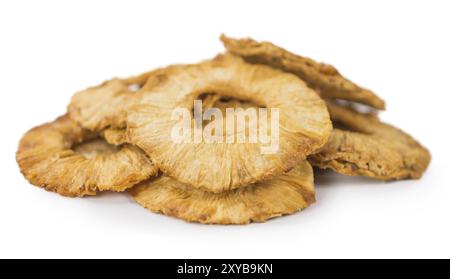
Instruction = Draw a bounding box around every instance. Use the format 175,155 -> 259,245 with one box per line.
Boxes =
16,115 -> 158,197
68,68 -> 163,131
221,34 -> 385,110
127,54 -> 331,192
131,161 -> 315,224
309,102 -> 431,180
68,66 -> 184,131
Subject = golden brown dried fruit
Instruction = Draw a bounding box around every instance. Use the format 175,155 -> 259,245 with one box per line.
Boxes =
68,79 -> 139,131
131,161 -> 315,224
221,34 -> 385,110
16,115 -> 158,197
309,102 -> 431,179
68,66 -> 185,131
127,54 -> 331,192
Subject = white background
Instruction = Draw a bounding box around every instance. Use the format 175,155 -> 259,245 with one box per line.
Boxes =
1,0 -> 449,259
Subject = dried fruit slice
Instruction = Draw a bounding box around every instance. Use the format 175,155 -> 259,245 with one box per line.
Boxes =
68,71 -> 150,131
221,34 -> 385,110
309,102 -> 431,179
68,65 -> 185,131
127,54 -> 332,192
131,161 -> 315,224
16,115 -> 158,197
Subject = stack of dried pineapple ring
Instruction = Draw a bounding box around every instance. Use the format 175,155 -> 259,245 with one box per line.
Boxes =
123,54 -> 331,224
221,35 -> 430,181
16,34 -> 431,224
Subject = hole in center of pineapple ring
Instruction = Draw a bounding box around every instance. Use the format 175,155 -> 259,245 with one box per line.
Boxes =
73,138 -> 119,159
